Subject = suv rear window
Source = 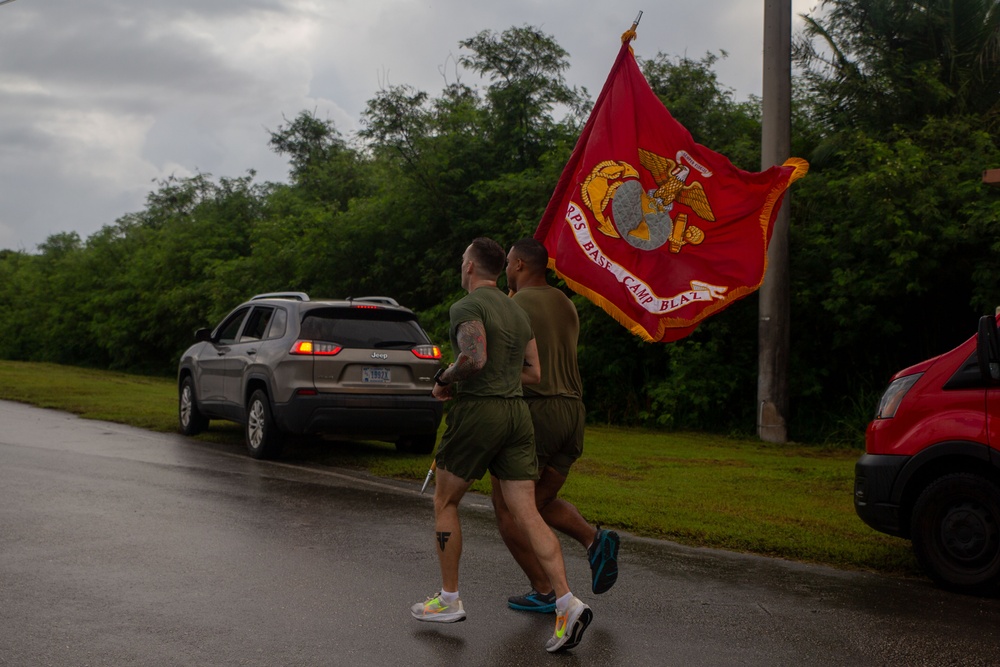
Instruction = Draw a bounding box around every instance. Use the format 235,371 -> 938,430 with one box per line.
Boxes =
300,308 -> 429,349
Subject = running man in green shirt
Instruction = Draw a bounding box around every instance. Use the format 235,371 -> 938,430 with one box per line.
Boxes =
410,237 -> 593,654
493,238 -> 620,614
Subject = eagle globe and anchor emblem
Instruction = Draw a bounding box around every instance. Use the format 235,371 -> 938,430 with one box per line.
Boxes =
580,148 -> 716,252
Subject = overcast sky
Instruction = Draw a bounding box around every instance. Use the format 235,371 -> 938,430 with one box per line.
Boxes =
0,0 -> 817,253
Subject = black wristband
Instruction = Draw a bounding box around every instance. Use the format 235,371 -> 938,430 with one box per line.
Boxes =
433,368 -> 450,386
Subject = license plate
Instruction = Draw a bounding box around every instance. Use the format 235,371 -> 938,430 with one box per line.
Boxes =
362,367 -> 391,383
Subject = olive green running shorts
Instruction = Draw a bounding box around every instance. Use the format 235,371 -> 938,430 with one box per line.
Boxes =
527,396 -> 585,477
436,397 -> 538,482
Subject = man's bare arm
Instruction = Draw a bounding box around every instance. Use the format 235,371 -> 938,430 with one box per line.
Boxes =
521,337 -> 540,385
443,320 -> 487,383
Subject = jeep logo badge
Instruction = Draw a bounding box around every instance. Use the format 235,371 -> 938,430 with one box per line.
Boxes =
371,352 -> 388,360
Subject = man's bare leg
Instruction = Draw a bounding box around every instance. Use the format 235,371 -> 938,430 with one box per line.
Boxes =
534,467 -> 599,547
492,468 -> 598,594
498,478 -> 593,653
492,475 -> 549,592
495,478 -> 570,598
411,466 -> 473,623
433,467 -> 472,592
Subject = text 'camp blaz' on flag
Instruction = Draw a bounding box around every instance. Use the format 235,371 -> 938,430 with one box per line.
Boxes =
534,24 -> 808,343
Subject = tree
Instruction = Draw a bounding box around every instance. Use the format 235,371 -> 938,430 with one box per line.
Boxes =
459,25 -> 590,169
786,0 -> 1000,441
268,111 -> 371,210
785,114 -> 1000,440
795,0 -> 1000,133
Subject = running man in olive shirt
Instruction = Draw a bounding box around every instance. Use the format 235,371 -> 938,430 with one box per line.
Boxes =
492,237 -> 620,614
410,237 -> 593,653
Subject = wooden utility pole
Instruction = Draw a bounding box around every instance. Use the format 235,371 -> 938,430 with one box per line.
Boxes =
757,0 -> 792,443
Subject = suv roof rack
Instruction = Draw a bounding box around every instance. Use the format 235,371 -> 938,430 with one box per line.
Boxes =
251,292 -> 310,302
350,296 -> 400,306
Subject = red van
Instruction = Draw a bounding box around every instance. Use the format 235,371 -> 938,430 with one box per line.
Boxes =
855,315 -> 1000,592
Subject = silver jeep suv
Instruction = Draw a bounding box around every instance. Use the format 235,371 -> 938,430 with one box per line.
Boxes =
177,292 -> 443,459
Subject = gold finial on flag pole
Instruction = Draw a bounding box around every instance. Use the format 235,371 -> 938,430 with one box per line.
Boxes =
622,11 -> 642,43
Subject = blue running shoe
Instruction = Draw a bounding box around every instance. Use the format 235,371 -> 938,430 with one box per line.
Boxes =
587,528 -> 620,594
507,588 -> 556,613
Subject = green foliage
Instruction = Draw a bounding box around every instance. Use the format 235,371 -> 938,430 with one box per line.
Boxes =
458,25 -> 590,168
790,116 -> 1000,411
269,110 -> 373,209
575,290 -> 758,434
795,0 -> 1000,133
784,1 -> 1000,441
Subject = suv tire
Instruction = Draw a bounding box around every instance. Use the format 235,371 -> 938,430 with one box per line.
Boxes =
911,472 -> 1000,593
246,389 -> 283,460
396,434 -> 436,455
179,376 -> 209,436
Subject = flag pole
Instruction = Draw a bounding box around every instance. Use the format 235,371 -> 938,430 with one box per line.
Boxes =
757,0 -> 793,443
622,11 -> 643,43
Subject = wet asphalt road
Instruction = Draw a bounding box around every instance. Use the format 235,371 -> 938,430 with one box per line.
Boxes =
3,400 -> 1000,666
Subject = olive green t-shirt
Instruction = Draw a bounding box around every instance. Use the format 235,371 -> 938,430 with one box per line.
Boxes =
449,285 -> 533,399
512,285 -> 583,400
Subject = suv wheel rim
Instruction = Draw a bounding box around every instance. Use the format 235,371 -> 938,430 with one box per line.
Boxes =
180,386 -> 192,427
248,400 -> 264,449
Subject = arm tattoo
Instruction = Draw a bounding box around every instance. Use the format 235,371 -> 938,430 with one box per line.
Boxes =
448,320 -> 487,382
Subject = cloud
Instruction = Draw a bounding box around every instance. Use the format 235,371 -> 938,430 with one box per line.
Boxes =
0,0 -> 318,250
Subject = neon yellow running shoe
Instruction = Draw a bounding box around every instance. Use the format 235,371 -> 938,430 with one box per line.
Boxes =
410,593 -> 467,623
545,596 -> 592,652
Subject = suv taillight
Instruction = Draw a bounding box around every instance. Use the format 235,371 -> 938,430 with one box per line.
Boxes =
290,341 -> 343,356
411,345 -> 442,360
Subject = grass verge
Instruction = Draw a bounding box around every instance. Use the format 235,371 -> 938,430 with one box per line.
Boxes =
0,360 -> 917,577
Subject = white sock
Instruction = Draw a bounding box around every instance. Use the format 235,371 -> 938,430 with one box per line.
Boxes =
439,589 -> 459,604
556,592 -> 574,611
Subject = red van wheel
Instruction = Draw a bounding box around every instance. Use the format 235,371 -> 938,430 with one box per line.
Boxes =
911,473 -> 1000,593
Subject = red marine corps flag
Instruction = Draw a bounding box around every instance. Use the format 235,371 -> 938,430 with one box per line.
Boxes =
535,27 -> 808,343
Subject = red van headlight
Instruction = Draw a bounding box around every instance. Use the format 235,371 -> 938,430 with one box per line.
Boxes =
876,373 -> 923,419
